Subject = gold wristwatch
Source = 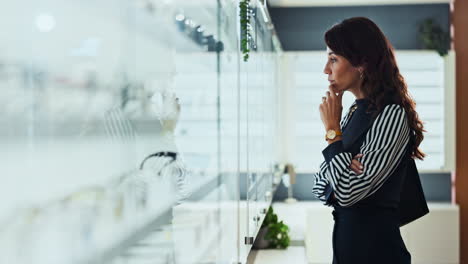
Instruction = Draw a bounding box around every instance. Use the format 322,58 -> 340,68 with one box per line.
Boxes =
325,129 -> 342,141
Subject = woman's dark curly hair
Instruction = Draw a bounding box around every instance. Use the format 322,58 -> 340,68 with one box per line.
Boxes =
325,17 -> 425,160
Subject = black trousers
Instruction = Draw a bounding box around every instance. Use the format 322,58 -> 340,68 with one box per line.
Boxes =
332,206 -> 411,264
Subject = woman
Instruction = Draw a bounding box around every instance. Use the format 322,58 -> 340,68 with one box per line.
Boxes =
312,17 -> 426,264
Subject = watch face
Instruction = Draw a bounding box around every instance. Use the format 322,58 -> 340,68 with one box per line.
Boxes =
327,130 -> 336,139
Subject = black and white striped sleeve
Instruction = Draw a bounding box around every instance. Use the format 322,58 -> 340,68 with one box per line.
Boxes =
312,161 -> 333,203
312,104 -> 411,207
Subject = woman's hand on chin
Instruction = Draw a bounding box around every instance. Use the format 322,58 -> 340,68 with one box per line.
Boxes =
319,86 -> 344,131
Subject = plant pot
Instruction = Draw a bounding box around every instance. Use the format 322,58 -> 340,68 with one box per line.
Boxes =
252,227 -> 270,249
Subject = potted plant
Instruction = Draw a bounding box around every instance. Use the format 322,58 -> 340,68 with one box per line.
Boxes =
239,0 -> 252,62
253,206 -> 290,249
419,18 -> 450,57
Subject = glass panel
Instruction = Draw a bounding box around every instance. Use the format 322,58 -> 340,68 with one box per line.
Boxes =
0,1 -> 280,263
0,1 -> 142,263
240,2 -> 280,258
218,0 -> 242,263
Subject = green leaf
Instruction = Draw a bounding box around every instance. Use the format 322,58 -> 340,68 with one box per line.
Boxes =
419,18 -> 449,57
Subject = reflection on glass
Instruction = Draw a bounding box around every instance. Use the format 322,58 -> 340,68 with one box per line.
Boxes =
0,0 -> 281,263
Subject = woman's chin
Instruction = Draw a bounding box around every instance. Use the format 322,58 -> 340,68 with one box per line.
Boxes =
330,85 -> 347,95
329,85 -> 340,93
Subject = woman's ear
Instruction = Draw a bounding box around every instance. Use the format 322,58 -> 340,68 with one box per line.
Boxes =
356,63 -> 366,79
357,66 -> 365,79
357,65 -> 366,73
357,61 -> 368,73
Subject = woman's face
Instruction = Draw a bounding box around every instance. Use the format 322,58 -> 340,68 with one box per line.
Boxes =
323,47 -> 361,94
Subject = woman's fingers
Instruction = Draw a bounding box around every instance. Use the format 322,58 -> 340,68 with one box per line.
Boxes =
352,159 -> 363,169
350,168 -> 360,174
354,154 -> 364,159
350,164 -> 361,174
350,165 -> 363,174
328,87 -> 336,98
349,154 -> 364,174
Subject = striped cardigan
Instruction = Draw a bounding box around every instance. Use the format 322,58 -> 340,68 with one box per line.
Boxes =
312,102 -> 411,207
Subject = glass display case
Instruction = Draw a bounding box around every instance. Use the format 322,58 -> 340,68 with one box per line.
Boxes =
0,0 -> 282,263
